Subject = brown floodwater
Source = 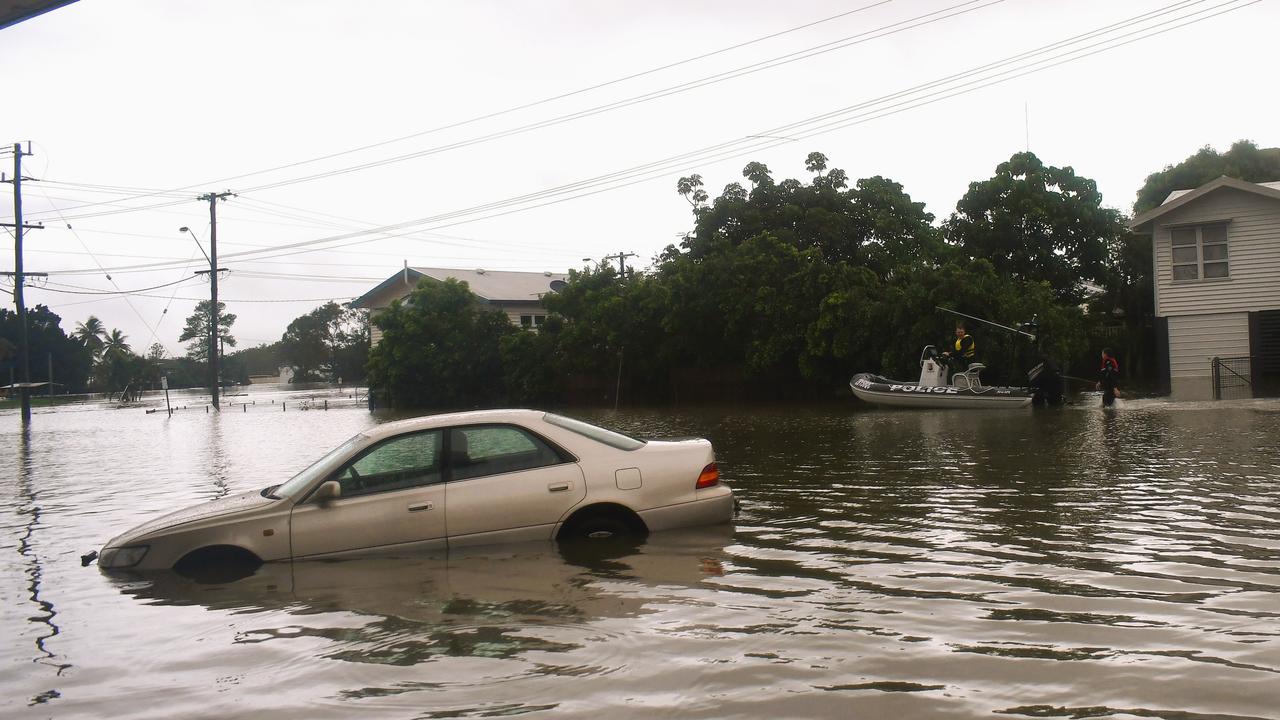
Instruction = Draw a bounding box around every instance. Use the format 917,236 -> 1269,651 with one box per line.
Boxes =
3,387 -> 1279,719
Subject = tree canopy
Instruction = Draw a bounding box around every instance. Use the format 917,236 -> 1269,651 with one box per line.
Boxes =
367,279 -> 514,407
179,300 -> 237,362
368,151 -> 1132,408
279,302 -> 367,382
946,152 -> 1121,304
1134,140 -> 1280,214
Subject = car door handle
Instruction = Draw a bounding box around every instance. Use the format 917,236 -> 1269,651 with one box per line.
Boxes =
547,482 -> 572,493
408,502 -> 434,512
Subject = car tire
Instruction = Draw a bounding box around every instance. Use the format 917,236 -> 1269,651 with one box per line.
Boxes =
573,514 -> 631,540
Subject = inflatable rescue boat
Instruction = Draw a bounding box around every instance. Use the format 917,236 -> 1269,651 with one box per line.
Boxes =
850,346 -> 1033,409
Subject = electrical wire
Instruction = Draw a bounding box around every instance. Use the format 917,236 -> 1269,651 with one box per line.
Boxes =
28,0 -> 991,221
19,2 -> 896,217
38,275 -> 204,295
30,0 -> 1257,276
30,184 -> 167,341
234,0 -> 1001,195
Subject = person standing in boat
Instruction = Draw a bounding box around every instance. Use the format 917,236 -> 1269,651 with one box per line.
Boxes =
1096,348 -> 1122,407
941,321 -> 977,376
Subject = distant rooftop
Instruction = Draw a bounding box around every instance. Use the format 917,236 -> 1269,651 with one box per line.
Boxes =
350,267 -> 569,309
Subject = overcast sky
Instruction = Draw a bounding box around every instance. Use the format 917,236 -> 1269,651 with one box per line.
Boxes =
3,0 -> 1276,355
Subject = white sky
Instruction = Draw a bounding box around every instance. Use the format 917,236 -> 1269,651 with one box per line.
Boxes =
2,0 -> 1277,355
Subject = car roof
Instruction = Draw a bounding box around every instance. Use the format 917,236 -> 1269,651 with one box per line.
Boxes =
360,408 -> 547,441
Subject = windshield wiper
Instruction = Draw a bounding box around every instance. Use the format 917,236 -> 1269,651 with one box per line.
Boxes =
261,485 -> 282,499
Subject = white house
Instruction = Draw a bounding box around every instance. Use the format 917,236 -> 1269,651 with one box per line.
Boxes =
1129,176 -> 1280,400
351,267 -> 569,344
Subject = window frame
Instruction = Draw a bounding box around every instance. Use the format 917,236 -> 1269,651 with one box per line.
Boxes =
1169,221 -> 1230,282
443,423 -> 576,484
317,428 -> 445,500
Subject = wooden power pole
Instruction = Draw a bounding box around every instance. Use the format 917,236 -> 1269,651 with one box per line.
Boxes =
2,143 -> 45,425
197,191 -> 232,409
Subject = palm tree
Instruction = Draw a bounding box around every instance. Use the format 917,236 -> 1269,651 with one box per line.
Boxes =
74,316 -> 108,359
102,328 -> 131,359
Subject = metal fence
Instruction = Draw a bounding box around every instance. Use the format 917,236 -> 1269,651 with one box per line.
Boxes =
1211,356 -> 1253,400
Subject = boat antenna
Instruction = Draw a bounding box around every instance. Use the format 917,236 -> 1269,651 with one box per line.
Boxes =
936,306 -> 1037,341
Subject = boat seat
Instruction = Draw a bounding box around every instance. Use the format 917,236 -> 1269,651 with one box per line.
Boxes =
952,363 -> 985,390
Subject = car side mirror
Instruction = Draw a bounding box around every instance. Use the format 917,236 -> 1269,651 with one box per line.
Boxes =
314,480 -> 342,504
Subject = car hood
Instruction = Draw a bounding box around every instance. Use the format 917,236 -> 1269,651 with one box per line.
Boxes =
105,489 -> 278,547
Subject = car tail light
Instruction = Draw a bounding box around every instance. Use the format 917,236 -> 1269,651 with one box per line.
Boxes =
696,462 -> 720,489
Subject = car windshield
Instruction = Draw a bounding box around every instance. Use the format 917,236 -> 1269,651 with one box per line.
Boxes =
543,412 -> 646,451
273,434 -> 368,498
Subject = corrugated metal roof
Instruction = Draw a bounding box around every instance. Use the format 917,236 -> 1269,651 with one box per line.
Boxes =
412,267 -> 568,301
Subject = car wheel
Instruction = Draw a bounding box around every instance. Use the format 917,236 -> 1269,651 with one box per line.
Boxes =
174,546 -> 263,584
574,515 -> 631,540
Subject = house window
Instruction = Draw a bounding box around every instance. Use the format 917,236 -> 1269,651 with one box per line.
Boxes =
1171,224 -> 1229,281
519,314 -> 546,329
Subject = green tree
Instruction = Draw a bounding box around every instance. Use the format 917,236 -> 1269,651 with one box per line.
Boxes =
1134,140 -> 1280,214
946,152 -> 1122,304
279,302 -> 366,382
73,315 -> 107,360
367,279 -> 514,408
680,156 -> 942,277
178,300 -> 237,362
0,305 -> 93,393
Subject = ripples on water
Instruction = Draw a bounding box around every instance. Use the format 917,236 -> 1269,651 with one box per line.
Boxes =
3,391 -> 1279,719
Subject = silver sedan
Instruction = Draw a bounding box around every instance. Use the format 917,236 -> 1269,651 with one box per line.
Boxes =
98,409 -> 734,573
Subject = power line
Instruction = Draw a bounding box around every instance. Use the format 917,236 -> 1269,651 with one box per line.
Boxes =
18,1 -> 897,216
234,0 -> 1002,195
31,0 -> 1256,276
27,0 -> 993,221
39,275 -> 203,295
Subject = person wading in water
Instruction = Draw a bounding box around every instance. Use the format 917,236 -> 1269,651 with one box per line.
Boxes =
1096,348 -> 1122,407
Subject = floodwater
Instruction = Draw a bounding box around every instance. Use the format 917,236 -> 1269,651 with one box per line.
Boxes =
3,387 -> 1279,719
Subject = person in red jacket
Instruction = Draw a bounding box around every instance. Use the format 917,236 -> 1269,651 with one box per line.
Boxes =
1096,348 -> 1121,406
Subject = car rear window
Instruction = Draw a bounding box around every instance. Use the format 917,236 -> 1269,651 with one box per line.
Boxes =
543,413 -> 646,451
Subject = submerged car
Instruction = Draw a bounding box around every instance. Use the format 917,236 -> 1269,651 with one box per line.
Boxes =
99,409 -> 733,572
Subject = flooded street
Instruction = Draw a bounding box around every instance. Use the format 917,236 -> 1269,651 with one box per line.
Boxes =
3,389 -> 1279,719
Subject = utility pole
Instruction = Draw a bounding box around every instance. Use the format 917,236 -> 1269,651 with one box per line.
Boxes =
602,251 -> 638,277
2,142 -> 44,425
196,191 -> 232,409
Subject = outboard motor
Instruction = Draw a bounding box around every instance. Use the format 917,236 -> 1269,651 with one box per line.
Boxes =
1028,357 -> 1064,406
918,345 -> 947,387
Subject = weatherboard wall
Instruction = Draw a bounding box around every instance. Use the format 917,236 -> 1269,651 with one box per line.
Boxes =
1152,187 -> 1280,319
1167,312 -> 1250,401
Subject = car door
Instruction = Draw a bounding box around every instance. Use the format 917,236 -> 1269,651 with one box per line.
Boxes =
290,429 -> 447,559
444,424 -> 585,546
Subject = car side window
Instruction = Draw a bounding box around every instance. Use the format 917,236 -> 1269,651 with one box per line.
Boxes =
449,425 -> 567,482
331,430 -> 442,498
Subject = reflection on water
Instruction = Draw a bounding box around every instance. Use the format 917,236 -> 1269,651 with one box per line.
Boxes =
2,391 -> 1279,718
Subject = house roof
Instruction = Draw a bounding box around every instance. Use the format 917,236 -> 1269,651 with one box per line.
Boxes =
350,267 -> 569,309
0,0 -> 76,30
1129,176 -> 1280,231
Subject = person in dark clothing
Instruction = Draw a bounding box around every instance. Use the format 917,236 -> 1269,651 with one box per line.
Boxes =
942,322 -> 976,377
1096,347 -> 1121,406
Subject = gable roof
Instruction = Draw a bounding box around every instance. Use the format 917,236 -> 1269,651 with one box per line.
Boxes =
1129,176 -> 1280,231
350,267 -> 569,309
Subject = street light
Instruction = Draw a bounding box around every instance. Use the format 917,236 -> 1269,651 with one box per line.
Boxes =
179,226 -> 212,264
